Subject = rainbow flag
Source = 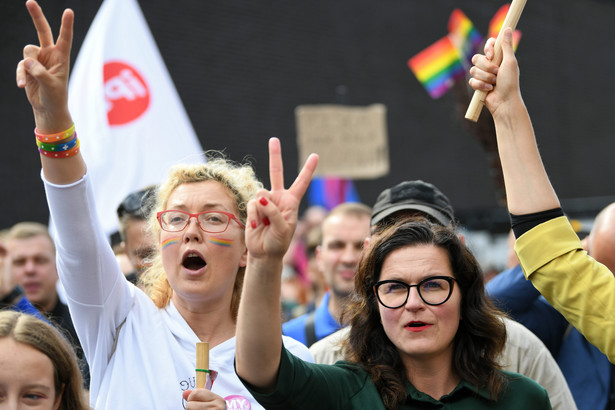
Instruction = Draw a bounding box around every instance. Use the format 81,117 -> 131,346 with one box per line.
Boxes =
488,4 -> 522,51
408,35 -> 465,99
447,9 -> 483,63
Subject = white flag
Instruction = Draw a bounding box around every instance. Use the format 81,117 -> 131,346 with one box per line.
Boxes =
68,0 -> 205,238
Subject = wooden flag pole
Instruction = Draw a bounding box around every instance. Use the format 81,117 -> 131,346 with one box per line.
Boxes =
465,0 -> 527,122
196,342 -> 209,389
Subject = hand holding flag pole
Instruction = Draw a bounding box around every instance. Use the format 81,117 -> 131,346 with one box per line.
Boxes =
196,342 -> 209,389
465,0 -> 527,122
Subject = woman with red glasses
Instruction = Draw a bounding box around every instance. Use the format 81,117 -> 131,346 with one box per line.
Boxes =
15,2 -> 313,408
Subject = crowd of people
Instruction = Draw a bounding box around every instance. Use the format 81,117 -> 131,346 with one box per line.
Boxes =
2,0 -> 614,409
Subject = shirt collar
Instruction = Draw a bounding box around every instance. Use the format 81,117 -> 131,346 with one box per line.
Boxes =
404,378 -> 493,404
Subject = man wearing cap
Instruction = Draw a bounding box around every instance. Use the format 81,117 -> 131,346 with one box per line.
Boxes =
309,180 -> 576,410
282,202 -> 371,347
370,180 -> 455,229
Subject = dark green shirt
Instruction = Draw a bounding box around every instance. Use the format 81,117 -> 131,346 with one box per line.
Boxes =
240,348 -> 552,409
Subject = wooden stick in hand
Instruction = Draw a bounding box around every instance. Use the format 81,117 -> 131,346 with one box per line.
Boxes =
465,0 -> 527,122
196,342 -> 209,389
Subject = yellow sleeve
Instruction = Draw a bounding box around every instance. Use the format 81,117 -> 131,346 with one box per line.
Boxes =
515,216 -> 615,363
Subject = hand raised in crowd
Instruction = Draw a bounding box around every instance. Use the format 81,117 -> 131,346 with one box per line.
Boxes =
16,0 -> 73,132
236,138 -> 317,390
468,28 -> 522,117
246,138 -> 319,260
16,0 -> 84,184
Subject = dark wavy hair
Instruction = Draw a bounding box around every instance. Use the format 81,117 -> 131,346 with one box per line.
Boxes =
343,221 -> 507,409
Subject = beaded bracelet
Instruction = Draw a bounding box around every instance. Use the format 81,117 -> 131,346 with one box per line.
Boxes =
36,133 -> 78,152
39,138 -> 80,158
35,123 -> 75,143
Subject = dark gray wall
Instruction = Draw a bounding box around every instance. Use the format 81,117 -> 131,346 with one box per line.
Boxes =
2,0 -> 615,232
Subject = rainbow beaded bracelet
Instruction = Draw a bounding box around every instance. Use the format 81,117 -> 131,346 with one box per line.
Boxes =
35,123 -> 75,143
39,138 -> 80,159
36,133 -> 78,152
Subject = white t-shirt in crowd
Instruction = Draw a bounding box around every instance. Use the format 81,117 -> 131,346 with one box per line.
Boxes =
44,173 -> 312,410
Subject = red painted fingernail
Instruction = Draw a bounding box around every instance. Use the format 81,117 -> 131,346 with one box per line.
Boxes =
259,197 -> 268,206
263,217 -> 270,226
251,220 -> 257,229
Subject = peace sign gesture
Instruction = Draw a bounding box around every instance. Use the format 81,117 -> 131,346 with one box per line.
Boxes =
245,138 -> 319,260
238,138 -> 317,388
16,0 -> 74,133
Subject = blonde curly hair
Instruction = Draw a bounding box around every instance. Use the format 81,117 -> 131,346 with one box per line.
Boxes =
139,155 -> 263,320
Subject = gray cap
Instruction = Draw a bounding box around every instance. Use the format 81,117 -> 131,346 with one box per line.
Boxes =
371,180 -> 455,227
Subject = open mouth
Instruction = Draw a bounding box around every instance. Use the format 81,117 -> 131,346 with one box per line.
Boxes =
182,252 -> 206,271
406,321 -> 431,331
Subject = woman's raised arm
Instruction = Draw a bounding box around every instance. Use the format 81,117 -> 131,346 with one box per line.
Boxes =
236,138 -> 317,390
469,28 -> 560,215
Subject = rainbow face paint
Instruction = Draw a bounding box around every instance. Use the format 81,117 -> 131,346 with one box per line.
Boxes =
162,238 -> 179,249
208,237 -> 233,247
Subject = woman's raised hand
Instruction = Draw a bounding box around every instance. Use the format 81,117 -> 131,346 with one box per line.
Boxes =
468,28 -> 522,118
16,0 -> 74,132
246,138 -> 318,260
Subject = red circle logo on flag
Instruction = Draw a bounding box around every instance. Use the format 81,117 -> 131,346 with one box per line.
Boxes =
103,61 -> 150,126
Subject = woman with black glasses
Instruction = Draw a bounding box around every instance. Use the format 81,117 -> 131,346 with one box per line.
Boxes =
15,1 -> 313,408
236,217 -> 553,408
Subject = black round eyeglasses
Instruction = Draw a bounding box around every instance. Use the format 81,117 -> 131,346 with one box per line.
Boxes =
373,276 -> 457,309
